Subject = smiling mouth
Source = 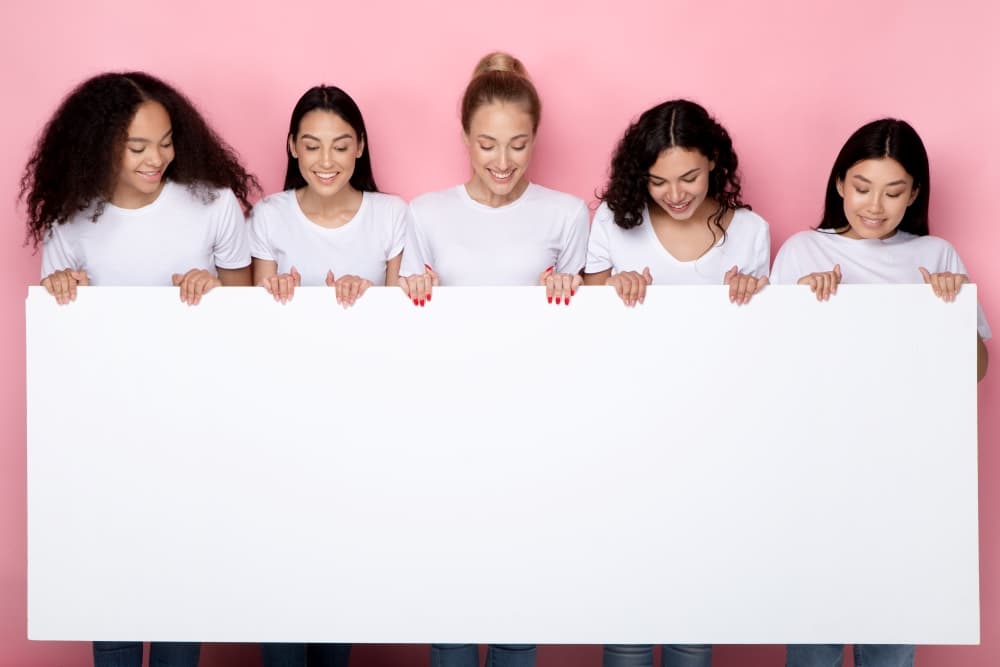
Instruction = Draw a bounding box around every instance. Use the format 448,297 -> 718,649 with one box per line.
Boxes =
315,171 -> 340,183
859,215 -> 886,227
664,200 -> 691,212
487,168 -> 515,183
137,170 -> 162,182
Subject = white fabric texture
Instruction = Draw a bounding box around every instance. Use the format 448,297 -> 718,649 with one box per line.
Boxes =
585,202 -> 771,283
41,181 -> 249,285
772,229 -> 991,339
400,183 -> 590,285
249,190 -> 406,286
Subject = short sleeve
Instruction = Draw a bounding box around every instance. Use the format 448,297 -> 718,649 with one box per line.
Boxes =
555,200 -> 590,275
750,216 -> 771,278
939,241 -> 992,340
399,205 -> 429,276
212,189 -> 251,270
40,225 -> 78,278
585,204 -> 614,274
248,200 -> 276,262
387,197 -> 407,260
769,237 -> 803,285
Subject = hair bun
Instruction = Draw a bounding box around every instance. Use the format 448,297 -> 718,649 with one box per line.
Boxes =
472,52 -> 529,79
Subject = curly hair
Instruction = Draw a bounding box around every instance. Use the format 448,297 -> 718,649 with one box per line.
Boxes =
818,118 -> 929,236
600,99 -> 747,238
20,71 -> 260,247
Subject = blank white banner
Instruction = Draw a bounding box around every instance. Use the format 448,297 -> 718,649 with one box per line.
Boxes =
26,285 -> 980,644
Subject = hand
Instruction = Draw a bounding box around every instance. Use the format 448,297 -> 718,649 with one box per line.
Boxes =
540,266 -> 583,305
326,271 -> 372,308
919,267 -> 968,303
398,263 -> 438,306
724,265 -> 768,305
171,269 -> 222,305
797,264 -> 842,302
258,266 -> 301,304
41,269 -> 89,305
606,267 -> 652,307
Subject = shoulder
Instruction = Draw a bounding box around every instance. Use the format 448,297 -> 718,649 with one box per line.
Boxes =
364,191 -> 408,216
895,232 -> 962,265
408,186 -> 464,213
526,184 -> 587,213
251,190 -> 294,215
730,208 -> 769,233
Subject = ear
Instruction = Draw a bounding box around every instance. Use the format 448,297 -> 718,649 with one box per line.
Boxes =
907,186 -> 920,207
462,131 -> 472,150
357,136 -> 365,159
836,178 -> 845,198
708,159 -> 716,172
288,135 -> 297,159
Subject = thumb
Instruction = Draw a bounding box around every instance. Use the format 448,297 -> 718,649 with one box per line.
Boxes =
171,273 -> 182,286
723,265 -> 738,284
325,270 -> 336,287
833,264 -> 842,280
71,270 -> 90,286
428,266 -> 440,286
291,266 -> 302,286
642,267 -> 653,284
918,266 -> 931,283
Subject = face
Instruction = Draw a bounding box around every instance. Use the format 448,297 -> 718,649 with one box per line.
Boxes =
836,158 -> 919,240
463,101 -> 535,205
112,100 -> 174,208
289,110 -> 364,196
646,147 -> 715,221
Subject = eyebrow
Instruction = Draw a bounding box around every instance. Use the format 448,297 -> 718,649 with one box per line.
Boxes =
648,168 -> 700,181
852,174 -> 908,187
300,133 -> 354,143
127,128 -> 173,143
476,134 -> 530,142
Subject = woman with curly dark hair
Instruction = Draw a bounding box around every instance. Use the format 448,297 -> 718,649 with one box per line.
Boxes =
584,99 -> 770,310
22,71 -> 259,306
20,71 -> 259,667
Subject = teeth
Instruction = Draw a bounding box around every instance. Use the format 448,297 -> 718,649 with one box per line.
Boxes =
316,172 -> 337,179
489,169 -> 513,179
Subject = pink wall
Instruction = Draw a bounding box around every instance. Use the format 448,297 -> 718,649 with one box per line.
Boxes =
2,1 -> 996,665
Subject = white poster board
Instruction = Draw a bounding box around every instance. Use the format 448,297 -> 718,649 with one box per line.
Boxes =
26,285 -> 980,644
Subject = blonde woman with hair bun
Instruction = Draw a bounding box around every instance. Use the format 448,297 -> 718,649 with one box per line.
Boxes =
398,51 -> 589,308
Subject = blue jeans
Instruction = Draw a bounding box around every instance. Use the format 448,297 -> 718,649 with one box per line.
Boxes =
93,641 -> 199,667
786,644 -> 915,667
604,644 -> 712,667
431,643 -> 536,667
260,643 -> 352,667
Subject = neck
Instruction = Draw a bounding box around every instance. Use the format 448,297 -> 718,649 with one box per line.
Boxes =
297,185 -> 362,221
465,175 -> 529,208
110,180 -> 166,210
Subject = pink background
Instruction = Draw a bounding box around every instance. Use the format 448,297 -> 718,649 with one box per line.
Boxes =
2,1 -> 996,665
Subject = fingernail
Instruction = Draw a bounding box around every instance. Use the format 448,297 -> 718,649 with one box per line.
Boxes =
420,299 -> 425,307
571,289 -> 576,296
426,293 -> 432,302
424,264 -> 433,271
555,297 -> 561,305
544,265 -> 554,273
547,296 -> 553,304
565,297 -> 571,306
413,298 -> 419,306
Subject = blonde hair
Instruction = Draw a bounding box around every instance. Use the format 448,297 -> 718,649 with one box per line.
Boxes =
461,51 -> 541,132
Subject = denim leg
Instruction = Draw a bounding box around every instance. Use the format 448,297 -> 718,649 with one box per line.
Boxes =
785,644 -> 844,667
261,643 -> 307,667
603,644 -> 654,667
148,642 -> 200,667
308,643 -> 353,667
431,644 -> 479,667
854,645 -> 915,667
662,644 -> 711,667
485,644 -> 536,667
93,642 -> 142,667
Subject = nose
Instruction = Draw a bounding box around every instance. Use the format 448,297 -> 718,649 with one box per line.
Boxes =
668,183 -> 682,202
497,150 -> 510,170
147,148 -> 165,168
869,191 -> 885,213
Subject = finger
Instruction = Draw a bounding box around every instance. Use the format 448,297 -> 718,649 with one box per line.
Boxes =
291,266 -> 302,287
398,276 -> 412,299
610,276 -> 627,305
326,270 -> 336,287
344,279 -> 359,307
642,267 -> 653,284
746,276 -> 768,303
357,280 -> 372,303
560,273 -> 573,305
728,272 -> 740,303
624,273 -> 639,307
278,275 -> 291,303
919,266 -> 932,284
723,265 -> 738,285
538,265 -> 554,286
831,265 -> 840,295
171,273 -> 182,287
944,274 -> 958,302
736,275 -> 751,305
636,272 -> 648,305
545,273 -> 555,304
350,279 -> 363,305
425,265 -> 440,287
71,270 -> 90,286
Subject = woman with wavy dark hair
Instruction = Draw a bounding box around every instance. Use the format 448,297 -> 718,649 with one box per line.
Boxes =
23,71 -> 259,306
249,85 -> 405,308
584,99 -> 770,309
585,99 -> 770,667
20,70 -> 259,666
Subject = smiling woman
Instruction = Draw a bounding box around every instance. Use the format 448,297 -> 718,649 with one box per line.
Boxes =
397,51 -> 590,308
17,70 -> 260,666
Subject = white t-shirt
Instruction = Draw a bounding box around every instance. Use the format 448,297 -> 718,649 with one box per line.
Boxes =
249,190 -> 406,286
400,183 -> 590,285
585,202 -> 770,284
772,229 -> 992,339
41,181 -> 249,285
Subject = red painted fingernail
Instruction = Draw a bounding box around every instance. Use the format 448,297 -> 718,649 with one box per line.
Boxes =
413,298 -> 419,306
424,264 -> 433,271
547,296 -> 553,304
543,265 -> 554,274
426,293 -> 432,302
565,297 -> 570,306
556,297 -> 561,305
571,289 -> 576,296
420,299 -> 425,307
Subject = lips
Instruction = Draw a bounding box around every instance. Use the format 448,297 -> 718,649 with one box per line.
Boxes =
314,171 -> 340,184
487,168 -> 514,183
136,170 -> 162,183
664,200 -> 692,213
859,215 -> 886,228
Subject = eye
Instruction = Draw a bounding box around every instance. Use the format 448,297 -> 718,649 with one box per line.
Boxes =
854,187 -> 869,194
478,144 -> 495,151
304,144 -> 320,151
160,142 -> 172,149
886,192 -> 903,199
128,147 -> 144,154
648,178 -> 665,187
681,176 -> 697,184
334,145 -> 350,152
512,144 -> 527,151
